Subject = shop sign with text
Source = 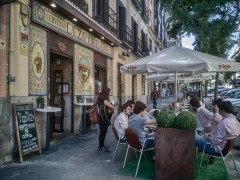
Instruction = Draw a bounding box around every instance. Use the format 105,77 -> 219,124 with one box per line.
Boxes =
32,1 -> 113,58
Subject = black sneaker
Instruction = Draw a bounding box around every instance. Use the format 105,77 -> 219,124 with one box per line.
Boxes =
98,147 -> 110,153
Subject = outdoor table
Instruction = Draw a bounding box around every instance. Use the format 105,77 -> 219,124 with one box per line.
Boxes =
36,107 -> 61,154
75,102 -> 94,135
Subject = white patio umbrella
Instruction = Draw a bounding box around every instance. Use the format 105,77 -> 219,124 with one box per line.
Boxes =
120,46 -> 240,111
145,72 -> 192,82
146,72 -> 214,82
120,46 -> 240,74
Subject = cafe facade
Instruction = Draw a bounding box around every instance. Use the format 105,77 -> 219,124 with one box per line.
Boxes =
0,0 -> 163,165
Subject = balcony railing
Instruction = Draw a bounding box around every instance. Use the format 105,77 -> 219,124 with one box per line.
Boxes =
119,23 -> 134,49
94,1 -> 118,35
69,0 -> 88,14
132,0 -> 142,11
142,3 -> 149,23
142,45 -> 150,57
132,37 -> 143,57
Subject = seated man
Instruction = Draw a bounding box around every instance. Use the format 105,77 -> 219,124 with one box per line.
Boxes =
128,101 -> 156,148
114,103 -> 132,143
195,101 -> 240,156
189,94 -> 205,108
211,98 -> 223,132
190,98 -> 213,134
126,100 -> 135,117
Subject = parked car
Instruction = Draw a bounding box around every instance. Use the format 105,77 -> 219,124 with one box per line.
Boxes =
207,89 -> 227,100
236,111 -> 240,121
233,101 -> 240,115
224,93 -> 240,103
218,90 -> 229,99
203,98 -> 213,111
219,89 -> 240,100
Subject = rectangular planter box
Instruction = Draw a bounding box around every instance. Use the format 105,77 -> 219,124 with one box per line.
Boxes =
155,128 -> 195,180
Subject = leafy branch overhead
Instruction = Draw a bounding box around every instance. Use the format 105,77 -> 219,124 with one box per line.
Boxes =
160,0 -> 240,56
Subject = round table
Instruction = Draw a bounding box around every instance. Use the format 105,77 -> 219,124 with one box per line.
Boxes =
75,102 -> 94,135
36,107 -> 61,153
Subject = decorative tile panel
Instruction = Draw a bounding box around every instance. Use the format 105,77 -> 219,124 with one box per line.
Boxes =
29,25 -> 47,95
107,59 -> 113,89
74,44 -> 94,95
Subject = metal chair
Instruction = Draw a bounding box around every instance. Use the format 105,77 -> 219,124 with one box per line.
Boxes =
112,125 -> 127,162
197,138 -> 239,179
123,128 -> 155,177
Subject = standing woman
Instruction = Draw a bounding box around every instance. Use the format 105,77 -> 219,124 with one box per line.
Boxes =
97,87 -> 117,152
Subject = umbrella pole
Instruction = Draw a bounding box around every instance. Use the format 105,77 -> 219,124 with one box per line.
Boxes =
174,72 -> 178,112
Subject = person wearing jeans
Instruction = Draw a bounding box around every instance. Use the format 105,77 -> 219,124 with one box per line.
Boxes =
97,87 -> 118,153
150,87 -> 159,109
128,101 -> 156,159
195,101 -> 240,162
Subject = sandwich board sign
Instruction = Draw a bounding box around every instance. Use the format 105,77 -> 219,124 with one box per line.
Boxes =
12,103 -> 41,162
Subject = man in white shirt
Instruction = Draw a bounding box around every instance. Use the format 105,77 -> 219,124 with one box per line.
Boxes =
114,103 -> 132,142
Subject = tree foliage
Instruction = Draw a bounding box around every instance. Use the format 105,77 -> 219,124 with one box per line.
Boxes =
159,0 -> 240,98
224,52 -> 240,87
160,0 -> 240,57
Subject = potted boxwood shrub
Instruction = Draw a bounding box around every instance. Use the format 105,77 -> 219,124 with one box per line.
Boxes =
36,96 -> 45,109
155,110 -> 197,180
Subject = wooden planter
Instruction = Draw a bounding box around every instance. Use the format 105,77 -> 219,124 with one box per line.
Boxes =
155,128 -> 195,180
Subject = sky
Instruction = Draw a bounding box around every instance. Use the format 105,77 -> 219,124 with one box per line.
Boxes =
181,34 -> 238,59
181,35 -> 195,50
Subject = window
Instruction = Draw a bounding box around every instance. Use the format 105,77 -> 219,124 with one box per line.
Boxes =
149,10 -> 152,27
149,38 -> 152,52
95,66 -> 107,95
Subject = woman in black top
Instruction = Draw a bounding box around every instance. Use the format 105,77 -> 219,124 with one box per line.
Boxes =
97,87 -> 117,152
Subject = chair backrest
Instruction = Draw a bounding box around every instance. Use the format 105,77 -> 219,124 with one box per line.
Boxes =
221,138 -> 236,156
112,125 -> 119,141
125,128 -> 142,150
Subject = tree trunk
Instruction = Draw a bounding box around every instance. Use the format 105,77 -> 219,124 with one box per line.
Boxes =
205,80 -> 208,97
214,72 -> 220,101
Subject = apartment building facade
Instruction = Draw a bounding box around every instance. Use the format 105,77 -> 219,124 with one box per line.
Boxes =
0,0 -> 163,165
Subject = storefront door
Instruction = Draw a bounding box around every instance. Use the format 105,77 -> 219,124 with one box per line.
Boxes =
50,52 -> 73,138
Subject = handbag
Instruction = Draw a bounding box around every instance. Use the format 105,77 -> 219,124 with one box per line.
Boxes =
88,104 -> 99,126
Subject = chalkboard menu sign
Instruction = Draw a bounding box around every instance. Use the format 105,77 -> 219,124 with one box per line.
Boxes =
12,103 -> 41,162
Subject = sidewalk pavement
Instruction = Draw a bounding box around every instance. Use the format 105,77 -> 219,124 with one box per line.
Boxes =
0,126 -> 146,180
0,98 -> 240,180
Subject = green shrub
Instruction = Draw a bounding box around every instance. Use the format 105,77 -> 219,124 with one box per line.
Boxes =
157,109 -> 176,128
36,96 -> 45,104
174,111 -> 197,131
